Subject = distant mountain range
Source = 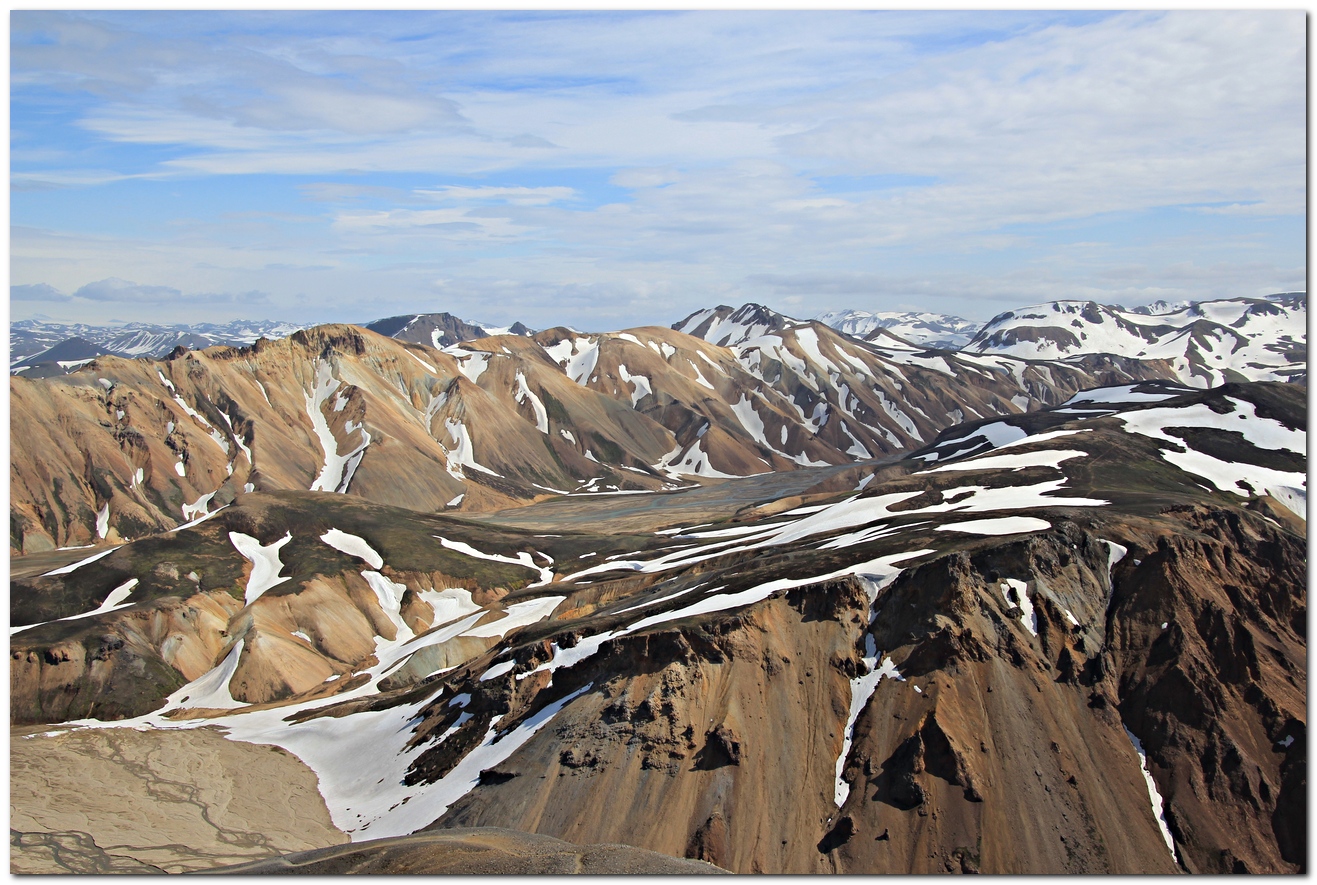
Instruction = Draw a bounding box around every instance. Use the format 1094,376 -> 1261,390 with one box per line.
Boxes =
16,293 -> 1300,381
10,319 -> 306,378
964,294 -> 1306,387
10,313 -> 540,379
814,309 -> 979,349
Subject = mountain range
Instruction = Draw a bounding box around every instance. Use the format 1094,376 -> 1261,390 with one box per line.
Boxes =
16,294 -> 1273,553
8,291 -> 1307,874
814,309 -> 980,349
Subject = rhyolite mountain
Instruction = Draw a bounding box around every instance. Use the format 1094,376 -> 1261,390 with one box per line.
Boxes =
11,379 -> 1305,873
13,305 -> 1206,553
9,293 -> 1307,873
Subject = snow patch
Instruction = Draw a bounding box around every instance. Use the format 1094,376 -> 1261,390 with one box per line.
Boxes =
542,336 -> 600,385
1124,726 -> 1178,861
463,596 -> 565,639
228,531 -> 293,604
615,363 -> 652,408
320,529 -> 384,570
1001,578 -> 1037,636
480,660 -> 516,682
835,633 -> 906,806
181,492 -> 216,521
434,536 -> 554,584
41,546 -> 122,577
361,571 -> 412,639
937,516 -> 1052,536
513,372 -> 549,432
441,419 -> 500,478
305,362 -> 371,493
174,504 -> 230,532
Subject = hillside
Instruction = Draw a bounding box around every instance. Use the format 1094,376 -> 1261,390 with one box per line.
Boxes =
10,380 -> 1305,873
11,312 -> 1185,553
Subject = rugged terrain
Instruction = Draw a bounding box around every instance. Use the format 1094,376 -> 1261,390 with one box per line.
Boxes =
965,295 -> 1306,388
14,297 -> 1265,554
10,372 -> 1305,873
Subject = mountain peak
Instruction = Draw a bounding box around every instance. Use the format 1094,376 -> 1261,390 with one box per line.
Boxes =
672,303 -> 795,346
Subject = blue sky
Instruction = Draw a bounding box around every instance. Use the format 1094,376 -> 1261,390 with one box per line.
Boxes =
10,10 -> 1306,330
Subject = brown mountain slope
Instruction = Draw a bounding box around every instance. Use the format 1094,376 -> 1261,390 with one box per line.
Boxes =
209,827 -> 726,875
12,310 -> 1196,554
10,382 -> 1304,873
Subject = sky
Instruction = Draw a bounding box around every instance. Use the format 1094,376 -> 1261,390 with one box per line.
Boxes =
9,10 -> 1307,331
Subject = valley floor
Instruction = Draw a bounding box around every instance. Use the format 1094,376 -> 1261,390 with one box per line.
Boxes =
10,724 -> 346,873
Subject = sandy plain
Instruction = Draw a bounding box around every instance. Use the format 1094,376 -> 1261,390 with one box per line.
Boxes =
10,723 -> 346,873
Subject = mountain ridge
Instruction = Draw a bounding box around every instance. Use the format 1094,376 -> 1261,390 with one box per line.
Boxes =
11,379 -> 1305,873
12,312 -> 1196,553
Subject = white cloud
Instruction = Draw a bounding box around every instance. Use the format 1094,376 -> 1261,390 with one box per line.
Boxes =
11,283 -> 69,302
10,11 -> 1306,327
415,185 -> 576,206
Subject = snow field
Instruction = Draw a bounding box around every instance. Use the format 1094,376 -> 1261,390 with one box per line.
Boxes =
1116,397 -> 1306,518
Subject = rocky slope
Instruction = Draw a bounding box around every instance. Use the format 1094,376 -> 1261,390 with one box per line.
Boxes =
11,380 -> 1305,873
12,309 -> 1184,553
211,828 -> 726,874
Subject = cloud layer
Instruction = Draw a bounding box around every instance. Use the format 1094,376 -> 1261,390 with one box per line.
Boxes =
10,11 -> 1306,328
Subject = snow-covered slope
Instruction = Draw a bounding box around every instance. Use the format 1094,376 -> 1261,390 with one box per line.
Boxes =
362,312 -> 534,350
816,309 -> 979,349
672,303 -> 791,348
965,295 -> 1306,388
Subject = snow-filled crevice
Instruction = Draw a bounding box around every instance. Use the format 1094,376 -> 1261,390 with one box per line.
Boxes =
1124,725 -> 1179,865
513,372 -> 550,433
305,361 -> 371,494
